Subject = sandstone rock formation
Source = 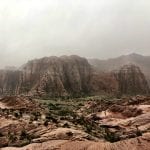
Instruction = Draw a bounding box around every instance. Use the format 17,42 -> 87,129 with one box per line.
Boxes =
0,56 -> 149,97
0,96 -> 43,111
21,55 -> 92,97
90,72 -> 118,94
0,56 -> 92,97
88,53 -> 150,85
114,64 -> 150,95
2,133 -> 150,150
0,95 -> 150,150
0,70 -> 21,95
0,55 -> 118,97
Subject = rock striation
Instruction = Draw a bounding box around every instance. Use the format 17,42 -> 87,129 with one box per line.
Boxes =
0,56 -> 92,97
19,55 -> 92,97
0,56 -> 149,97
114,64 -> 150,95
0,55 -> 118,97
0,70 -> 21,95
88,53 -> 150,86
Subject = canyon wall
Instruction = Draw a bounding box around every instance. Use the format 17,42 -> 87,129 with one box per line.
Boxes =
0,55 -> 149,97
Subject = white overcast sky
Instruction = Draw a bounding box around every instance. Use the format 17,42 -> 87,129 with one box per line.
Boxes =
0,0 -> 150,68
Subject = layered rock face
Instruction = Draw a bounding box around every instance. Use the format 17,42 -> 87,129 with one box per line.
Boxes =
0,70 -> 21,95
20,55 -> 92,97
0,55 -> 118,97
88,53 -> 150,85
115,64 -> 150,95
0,56 -> 149,97
0,56 -> 93,97
90,72 -> 118,94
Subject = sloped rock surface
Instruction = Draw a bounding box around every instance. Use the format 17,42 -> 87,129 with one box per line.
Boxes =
90,72 -> 118,94
0,57 -> 149,97
61,133 -> 150,150
0,56 -> 92,97
88,53 -> 150,85
2,133 -> 150,150
115,64 -> 150,95
0,70 -> 21,95
21,55 -> 92,97
0,96 -> 42,111
0,55 -> 118,97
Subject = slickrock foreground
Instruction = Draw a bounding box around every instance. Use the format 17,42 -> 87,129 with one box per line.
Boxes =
0,95 -> 150,150
1,133 -> 150,150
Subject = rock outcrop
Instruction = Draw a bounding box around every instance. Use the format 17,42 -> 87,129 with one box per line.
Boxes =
0,55 -> 118,97
19,55 -> 92,97
0,70 -> 21,95
0,55 -> 92,97
0,95 -> 150,150
89,72 -> 118,94
0,56 -> 149,97
114,64 -> 150,95
2,133 -> 150,150
0,96 -> 43,111
88,53 -> 150,86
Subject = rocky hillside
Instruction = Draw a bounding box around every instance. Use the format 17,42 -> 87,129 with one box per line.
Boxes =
19,55 -> 93,97
0,56 -> 90,97
0,55 -> 149,97
0,55 -> 118,97
88,53 -> 150,85
0,70 -> 21,95
114,64 -> 150,95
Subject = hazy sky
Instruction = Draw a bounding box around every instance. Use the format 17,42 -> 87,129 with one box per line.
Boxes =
0,0 -> 150,68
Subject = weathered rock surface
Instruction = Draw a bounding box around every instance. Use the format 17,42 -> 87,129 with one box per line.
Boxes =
0,70 -> 21,95
115,64 -> 150,95
21,55 -> 92,97
89,53 -> 150,86
2,133 -> 150,150
0,56 -> 149,97
0,55 -> 118,97
0,96 -> 43,111
0,56 -> 92,97
90,72 -> 118,94
0,95 -> 150,150
61,133 -> 150,150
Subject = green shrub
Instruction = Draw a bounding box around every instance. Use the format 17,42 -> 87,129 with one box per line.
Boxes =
63,122 -> 70,128
85,124 -> 92,133
44,120 -> 49,127
103,128 -> 120,143
14,112 -> 19,118
20,130 -> 31,142
0,132 -> 3,137
8,132 -> 17,143
48,103 -> 58,110
57,109 -> 75,117
66,131 -> 73,137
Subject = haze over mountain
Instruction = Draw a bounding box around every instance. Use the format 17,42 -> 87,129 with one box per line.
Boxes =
89,53 -> 150,84
0,54 -> 150,149
0,55 -> 118,97
1,0 -> 150,68
0,54 -> 149,97
1,1 -> 150,149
